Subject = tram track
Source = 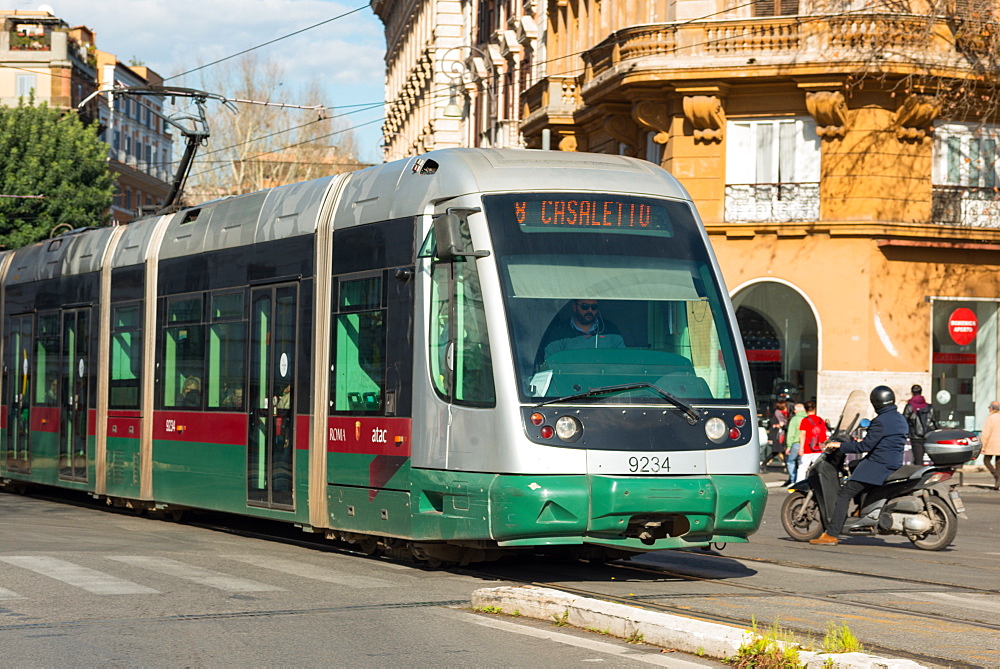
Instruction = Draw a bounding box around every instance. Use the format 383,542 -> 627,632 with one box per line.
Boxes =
8,488 -> 994,666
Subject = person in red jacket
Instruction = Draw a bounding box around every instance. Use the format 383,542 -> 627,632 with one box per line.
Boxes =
797,400 -> 827,476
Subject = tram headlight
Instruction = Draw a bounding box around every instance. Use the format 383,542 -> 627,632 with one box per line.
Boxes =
554,415 -> 582,442
705,417 -> 727,443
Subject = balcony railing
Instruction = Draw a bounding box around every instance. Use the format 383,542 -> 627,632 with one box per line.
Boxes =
580,13 -> 957,83
725,183 -> 820,223
932,185 -> 1000,227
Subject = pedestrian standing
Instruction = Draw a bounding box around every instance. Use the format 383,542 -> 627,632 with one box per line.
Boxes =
763,400 -> 789,467
980,401 -> 1000,490
902,384 -> 938,466
797,401 -> 828,475
784,402 -> 807,485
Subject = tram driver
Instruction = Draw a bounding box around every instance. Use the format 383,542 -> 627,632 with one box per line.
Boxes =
534,299 -> 624,369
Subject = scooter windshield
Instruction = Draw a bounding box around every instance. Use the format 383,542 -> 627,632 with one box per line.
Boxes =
835,390 -> 873,434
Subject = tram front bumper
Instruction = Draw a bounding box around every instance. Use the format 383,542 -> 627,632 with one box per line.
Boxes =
489,474 -> 766,549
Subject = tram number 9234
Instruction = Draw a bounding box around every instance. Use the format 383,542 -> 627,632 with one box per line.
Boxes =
628,456 -> 670,473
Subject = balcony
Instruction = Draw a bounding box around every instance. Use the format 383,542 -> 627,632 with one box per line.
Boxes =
932,185 -> 1000,227
579,13 -> 959,86
9,30 -> 50,51
725,183 -> 820,223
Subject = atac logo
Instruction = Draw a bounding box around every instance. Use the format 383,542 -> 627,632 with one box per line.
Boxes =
165,419 -> 176,433
371,427 -> 387,444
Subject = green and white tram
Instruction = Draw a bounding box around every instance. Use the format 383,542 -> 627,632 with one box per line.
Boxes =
0,149 -> 766,564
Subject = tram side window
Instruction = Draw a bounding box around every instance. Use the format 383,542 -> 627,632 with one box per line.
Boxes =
331,275 -> 385,414
36,313 -> 60,406
208,292 -> 246,410
110,303 -> 142,409
427,246 -> 496,407
162,296 -> 205,409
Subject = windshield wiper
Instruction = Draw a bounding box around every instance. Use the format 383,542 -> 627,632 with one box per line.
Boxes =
534,381 -> 701,425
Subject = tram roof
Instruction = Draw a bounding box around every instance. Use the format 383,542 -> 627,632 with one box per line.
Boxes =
334,148 -> 693,228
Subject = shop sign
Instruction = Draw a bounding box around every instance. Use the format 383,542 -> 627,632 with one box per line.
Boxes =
933,352 -> 977,365
745,349 -> 781,362
947,308 -> 978,346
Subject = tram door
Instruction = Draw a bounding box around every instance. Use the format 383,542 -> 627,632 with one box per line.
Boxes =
5,315 -> 33,473
247,284 -> 297,508
60,309 -> 90,481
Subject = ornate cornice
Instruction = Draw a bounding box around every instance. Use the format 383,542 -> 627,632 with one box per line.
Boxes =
632,100 -> 670,144
895,95 -> 941,142
682,95 -> 725,143
805,90 -> 848,139
604,115 -> 636,155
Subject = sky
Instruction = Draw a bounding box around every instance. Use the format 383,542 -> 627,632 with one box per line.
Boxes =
40,0 -> 387,162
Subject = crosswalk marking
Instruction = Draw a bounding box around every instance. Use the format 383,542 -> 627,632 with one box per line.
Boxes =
107,556 -> 285,592
0,556 -> 159,595
0,586 -> 25,600
222,555 -> 397,588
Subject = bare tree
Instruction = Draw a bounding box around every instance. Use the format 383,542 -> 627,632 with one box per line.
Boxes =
183,53 -> 364,204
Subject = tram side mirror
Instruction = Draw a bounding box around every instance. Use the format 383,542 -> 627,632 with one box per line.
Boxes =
433,211 -> 490,261
434,213 -> 464,261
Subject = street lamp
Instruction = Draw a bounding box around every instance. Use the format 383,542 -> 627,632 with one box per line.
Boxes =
440,45 -> 499,148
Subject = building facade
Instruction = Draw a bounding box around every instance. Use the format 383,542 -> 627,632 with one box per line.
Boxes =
0,10 -> 98,122
94,53 -> 172,223
372,0 -> 543,159
376,0 -> 1000,432
0,8 -> 172,225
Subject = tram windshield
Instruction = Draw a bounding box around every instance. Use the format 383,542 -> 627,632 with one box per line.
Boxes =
483,192 -> 746,405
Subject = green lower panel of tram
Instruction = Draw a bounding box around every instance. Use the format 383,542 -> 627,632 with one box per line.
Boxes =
402,471 -> 766,550
105,437 -> 142,498
2,432 -> 96,491
152,439 -> 309,522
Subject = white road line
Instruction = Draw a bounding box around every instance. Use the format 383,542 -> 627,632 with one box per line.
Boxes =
221,555 -> 397,588
431,608 -> 712,667
0,556 -> 159,595
0,586 -> 25,600
107,556 -> 284,592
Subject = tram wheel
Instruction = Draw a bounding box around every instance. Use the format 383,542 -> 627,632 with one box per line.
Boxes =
780,491 -> 823,541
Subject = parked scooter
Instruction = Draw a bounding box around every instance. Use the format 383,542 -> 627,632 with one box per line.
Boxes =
780,390 -> 979,551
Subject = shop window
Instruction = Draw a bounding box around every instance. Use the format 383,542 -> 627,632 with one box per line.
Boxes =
162,295 -> 205,409
931,300 -> 998,432
331,275 -> 386,413
109,303 -> 142,409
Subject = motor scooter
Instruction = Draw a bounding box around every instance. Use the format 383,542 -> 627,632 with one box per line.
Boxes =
780,390 -> 979,551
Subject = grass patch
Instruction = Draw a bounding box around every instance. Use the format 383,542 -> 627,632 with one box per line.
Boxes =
473,605 -> 503,614
624,630 -> 645,644
725,618 -> 802,669
552,610 -> 570,627
821,621 -> 864,654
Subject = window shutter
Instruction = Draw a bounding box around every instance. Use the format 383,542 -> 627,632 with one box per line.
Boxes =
726,123 -> 754,184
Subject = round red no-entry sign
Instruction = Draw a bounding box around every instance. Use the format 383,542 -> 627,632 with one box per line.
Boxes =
948,308 -> 978,346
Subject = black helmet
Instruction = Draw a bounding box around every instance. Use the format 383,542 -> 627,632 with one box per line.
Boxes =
911,384 -> 922,395
870,385 -> 896,410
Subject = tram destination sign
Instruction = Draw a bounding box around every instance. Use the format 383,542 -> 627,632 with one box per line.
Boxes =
511,195 -> 676,234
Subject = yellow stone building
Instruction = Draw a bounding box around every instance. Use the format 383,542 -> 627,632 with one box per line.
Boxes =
515,1 -> 1000,428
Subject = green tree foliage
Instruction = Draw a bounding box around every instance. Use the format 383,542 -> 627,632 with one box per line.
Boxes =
0,99 -> 114,249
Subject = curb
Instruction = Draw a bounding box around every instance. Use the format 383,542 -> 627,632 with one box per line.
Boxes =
471,585 -> 925,668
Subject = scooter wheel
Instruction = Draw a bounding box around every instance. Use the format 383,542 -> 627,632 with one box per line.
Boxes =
908,496 -> 957,551
780,491 -> 824,541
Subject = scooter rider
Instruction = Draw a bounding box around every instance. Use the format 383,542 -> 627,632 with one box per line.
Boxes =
809,385 -> 908,546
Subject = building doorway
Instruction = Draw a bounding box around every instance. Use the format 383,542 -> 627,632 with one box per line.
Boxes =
732,281 -> 818,418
